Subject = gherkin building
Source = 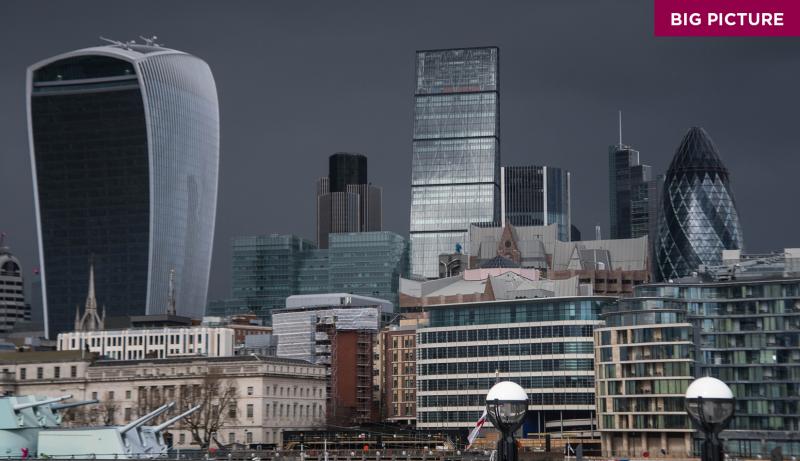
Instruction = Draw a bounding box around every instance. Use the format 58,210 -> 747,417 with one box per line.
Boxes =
655,127 -> 743,281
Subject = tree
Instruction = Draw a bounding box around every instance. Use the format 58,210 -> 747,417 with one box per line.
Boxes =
178,367 -> 238,449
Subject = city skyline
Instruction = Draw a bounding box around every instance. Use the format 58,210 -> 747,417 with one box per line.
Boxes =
2,1 -> 800,301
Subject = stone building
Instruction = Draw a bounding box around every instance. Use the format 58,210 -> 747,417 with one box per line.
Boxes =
0,351 -> 326,447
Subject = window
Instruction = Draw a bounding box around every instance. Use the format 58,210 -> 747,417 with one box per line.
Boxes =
92,392 -> 98,400
36,367 -> 43,379
246,432 -> 253,444
179,433 -> 186,444
70,366 -> 77,378
126,390 -> 132,399
228,403 -> 237,418
19,368 -> 26,380
108,391 -> 115,400
54,366 -> 61,378
246,404 -> 254,418
125,407 -> 132,420
247,386 -> 254,396
228,432 -> 235,444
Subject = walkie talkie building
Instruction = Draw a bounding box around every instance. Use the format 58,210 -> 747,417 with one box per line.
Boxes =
655,127 -> 743,281
27,42 -> 219,337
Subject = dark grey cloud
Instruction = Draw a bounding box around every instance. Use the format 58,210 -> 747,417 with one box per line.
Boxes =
1,0 -> 798,301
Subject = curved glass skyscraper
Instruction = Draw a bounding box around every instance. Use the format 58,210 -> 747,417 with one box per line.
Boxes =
655,127 -> 743,281
27,43 -> 219,337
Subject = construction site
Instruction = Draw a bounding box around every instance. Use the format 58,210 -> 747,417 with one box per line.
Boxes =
272,294 -> 385,427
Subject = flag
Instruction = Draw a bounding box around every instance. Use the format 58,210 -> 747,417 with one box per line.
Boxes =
467,409 -> 487,448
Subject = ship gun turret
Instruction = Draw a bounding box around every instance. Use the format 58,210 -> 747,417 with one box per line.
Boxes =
37,401 -> 185,459
140,404 -> 202,455
1,394 -> 98,457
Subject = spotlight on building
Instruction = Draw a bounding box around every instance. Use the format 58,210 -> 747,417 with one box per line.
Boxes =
486,381 -> 528,461
685,377 -> 735,461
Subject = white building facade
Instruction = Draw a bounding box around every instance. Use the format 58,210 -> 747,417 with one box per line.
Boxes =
57,326 -> 235,360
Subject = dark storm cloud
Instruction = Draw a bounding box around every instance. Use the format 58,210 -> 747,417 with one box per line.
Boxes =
1,0 -> 798,301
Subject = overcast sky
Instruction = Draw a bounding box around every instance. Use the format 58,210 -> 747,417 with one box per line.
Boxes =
1,1 -> 799,301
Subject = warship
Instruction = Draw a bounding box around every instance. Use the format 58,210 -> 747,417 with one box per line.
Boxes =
0,394 -> 97,457
37,401 -> 202,459
0,394 -> 201,459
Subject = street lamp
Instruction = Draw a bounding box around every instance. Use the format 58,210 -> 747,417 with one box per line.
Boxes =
486,381 -> 528,461
685,377 -> 735,461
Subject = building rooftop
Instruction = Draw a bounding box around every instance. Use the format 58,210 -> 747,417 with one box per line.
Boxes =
0,350 -> 94,364
91,354 -> 320,368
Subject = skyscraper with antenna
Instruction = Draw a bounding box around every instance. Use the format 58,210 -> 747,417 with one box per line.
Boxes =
608,111 -> 654,241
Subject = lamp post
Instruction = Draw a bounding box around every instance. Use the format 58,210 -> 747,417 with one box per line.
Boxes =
486,381 -> 528,461
685,377 -> 735,461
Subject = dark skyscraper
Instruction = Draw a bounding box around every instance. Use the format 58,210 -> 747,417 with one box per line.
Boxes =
316,153 -> 381,249
608,113 -> 655,240
655,127 -> 744,281
410,47 -> 500,278
502,165 -> 571,241
329,152 -> 368,193
27,43 -> 219,338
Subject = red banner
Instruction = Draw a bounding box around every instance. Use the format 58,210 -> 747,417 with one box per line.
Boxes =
654,0 -> 800,36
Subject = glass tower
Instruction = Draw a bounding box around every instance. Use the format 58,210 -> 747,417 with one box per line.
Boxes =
28,43 -> 219,338
609,144 -> 653,240
502,165 -> 571,241
410,47 -> 500,278
208,232 -> 408,323
655,127 -> 743,281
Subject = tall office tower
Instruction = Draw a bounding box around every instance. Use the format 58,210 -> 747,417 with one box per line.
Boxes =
608,113 -> 654,240
655,127 -> 743,281
410,47 -> 500,278
316,153 -> 382,249
0,242 -> 31,334
28,41 -> 219,338
502,165 -> 571,241
208,232 -> 407,324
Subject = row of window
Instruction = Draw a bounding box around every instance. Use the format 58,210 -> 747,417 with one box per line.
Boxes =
419,325 -> 594,343
418,341 -> 593,360
15,364 -> 78,380
419,392 -> 594,408
418,358 -> 594,375
419,375 -> 593,392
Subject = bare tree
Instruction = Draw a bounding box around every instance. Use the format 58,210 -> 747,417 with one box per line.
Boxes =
179,367 -> 238,449
99,400 -> 119,426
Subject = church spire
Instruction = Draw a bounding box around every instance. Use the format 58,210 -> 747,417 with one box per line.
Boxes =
76,255 -> 104,332
85,255 -> 97,315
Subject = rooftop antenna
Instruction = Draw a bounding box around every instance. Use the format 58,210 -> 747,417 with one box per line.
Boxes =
595,225 -> 601,241
98,36 -> 136,50
618,110 -> 623,147
139,35 -> 162,47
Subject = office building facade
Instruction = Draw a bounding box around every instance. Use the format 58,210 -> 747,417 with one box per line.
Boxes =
208,232 -> 407,323
272,294 -> 385,425
655,127 -> 743,281
27,43 -> 219,338
410,47 -> 500,278
317,153 -> 381,249
502,166 -> 571,242
416,296 -> 615,450
609,144 -> 654,240
0,244 -> 31,334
